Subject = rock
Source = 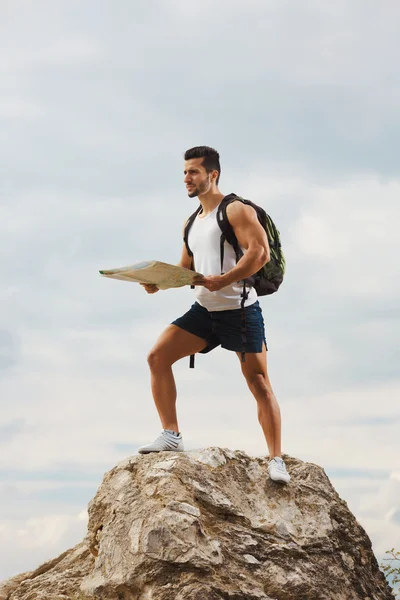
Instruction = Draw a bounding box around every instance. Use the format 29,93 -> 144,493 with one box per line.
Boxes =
0,447 -> 394,599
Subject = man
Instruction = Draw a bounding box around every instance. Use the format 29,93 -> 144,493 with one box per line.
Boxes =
138,146 -> 290,484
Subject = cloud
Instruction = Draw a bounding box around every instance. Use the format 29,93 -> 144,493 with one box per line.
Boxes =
1,0 -> 399,583
352,474 -> 400,558
386,508 -> 400,527
1,0 -> 400,204
0,511 -> 88,581
0,419 -> 26,443
0,330 -> 19,371
0,171 -> 398,472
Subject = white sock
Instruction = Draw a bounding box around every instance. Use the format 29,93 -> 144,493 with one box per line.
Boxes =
164,429 -> 181,437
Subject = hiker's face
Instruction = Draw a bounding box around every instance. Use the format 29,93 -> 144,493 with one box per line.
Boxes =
184,158 -> 213,198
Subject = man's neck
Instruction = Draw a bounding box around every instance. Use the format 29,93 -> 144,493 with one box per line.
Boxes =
198,190 -> 225,217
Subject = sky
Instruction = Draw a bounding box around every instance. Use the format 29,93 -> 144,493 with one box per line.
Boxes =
1,0 -> 400,584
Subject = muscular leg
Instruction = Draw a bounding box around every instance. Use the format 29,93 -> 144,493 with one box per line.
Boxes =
147,325 -> 207,433
236,344 -> 282,458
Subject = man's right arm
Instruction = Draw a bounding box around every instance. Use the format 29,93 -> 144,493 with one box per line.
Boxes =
177,219 -> 193,269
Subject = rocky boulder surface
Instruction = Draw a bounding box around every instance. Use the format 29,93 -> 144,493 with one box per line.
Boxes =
0,447 -> 394,599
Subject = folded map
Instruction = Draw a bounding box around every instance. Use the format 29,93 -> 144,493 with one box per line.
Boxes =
99,260 -> 203,290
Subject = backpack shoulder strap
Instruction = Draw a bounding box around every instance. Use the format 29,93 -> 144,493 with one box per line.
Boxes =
217,194 -> 243,255
217,194 -> 238,240
183,205 -> 202,257
215,194 -> 243,274
184,205 -> 202,373
218,194 -> 267,236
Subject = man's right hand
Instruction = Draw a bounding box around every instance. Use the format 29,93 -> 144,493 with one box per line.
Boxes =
140,283 -> 159,294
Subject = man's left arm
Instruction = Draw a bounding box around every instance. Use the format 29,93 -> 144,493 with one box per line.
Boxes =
194,202 -> 270,291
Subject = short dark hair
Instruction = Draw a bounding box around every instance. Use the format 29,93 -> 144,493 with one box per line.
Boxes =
184,146 -> 221,185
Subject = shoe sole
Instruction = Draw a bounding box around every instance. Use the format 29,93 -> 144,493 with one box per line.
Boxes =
138,447 -> 184,454
269,474 -> 291,484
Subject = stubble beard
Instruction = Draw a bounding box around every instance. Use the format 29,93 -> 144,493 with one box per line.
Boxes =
187,177 -> 210,198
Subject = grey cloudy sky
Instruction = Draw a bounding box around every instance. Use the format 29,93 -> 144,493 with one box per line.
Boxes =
1,0 -> 399,582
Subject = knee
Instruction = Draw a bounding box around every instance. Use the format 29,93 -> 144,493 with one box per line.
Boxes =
247,373 -> 273,400
147,347 -> 171,370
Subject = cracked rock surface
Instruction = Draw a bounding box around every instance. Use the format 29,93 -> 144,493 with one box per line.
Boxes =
0,447 -> 394,599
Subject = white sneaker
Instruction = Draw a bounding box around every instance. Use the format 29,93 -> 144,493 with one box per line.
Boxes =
137,430 -> 184,454
268,456 -> 291,484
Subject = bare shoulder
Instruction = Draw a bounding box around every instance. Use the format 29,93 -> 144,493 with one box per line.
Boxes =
226,200 -> 257,225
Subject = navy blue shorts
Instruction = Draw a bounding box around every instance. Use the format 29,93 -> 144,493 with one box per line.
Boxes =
171,300 -> 267,354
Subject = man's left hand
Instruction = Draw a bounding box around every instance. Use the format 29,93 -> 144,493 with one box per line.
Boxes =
192,274 -> 229,292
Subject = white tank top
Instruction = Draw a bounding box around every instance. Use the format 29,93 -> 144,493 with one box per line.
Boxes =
188,203 -> 258,311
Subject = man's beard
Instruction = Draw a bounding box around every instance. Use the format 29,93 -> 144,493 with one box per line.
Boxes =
187,187 -> 199,198
187,178 -> 210,198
